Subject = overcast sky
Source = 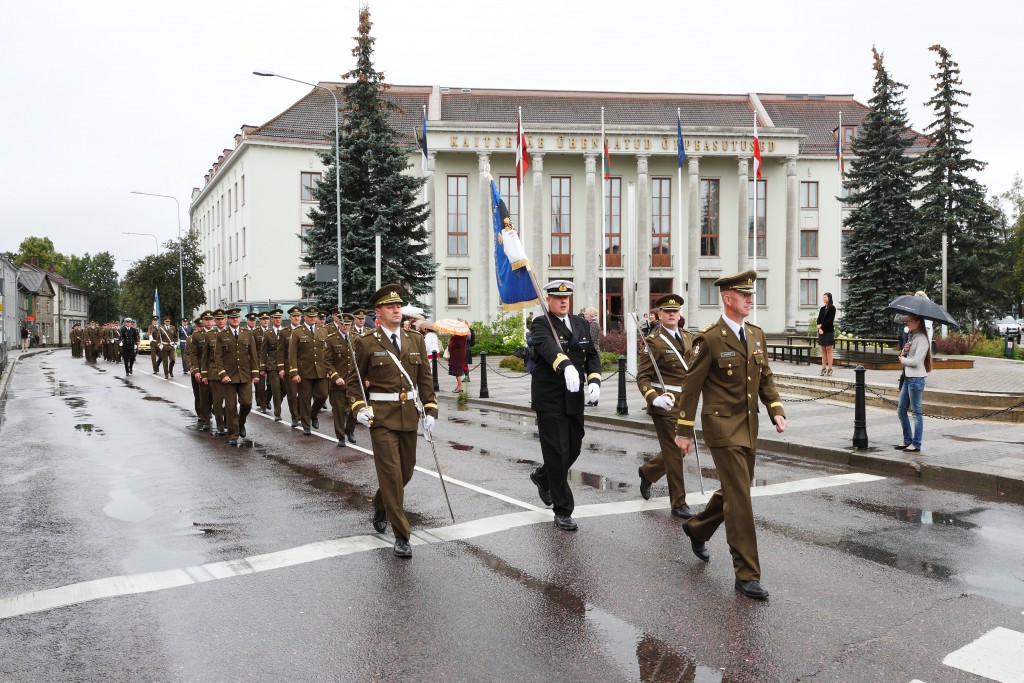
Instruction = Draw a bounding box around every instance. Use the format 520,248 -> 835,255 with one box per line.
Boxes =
2,0 -> 1021,277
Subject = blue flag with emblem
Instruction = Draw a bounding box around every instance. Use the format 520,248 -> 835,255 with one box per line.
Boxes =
490,180 -> 538,310
153,288 -> 160,319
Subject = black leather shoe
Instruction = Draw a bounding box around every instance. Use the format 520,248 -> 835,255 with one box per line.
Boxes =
530,470 -> 553,506
201,423 -> 211,432
553,515 -> 578,531
346,429 -> 356,444
671,504 -> 694,519
239,425 -> 246,438
393,536 -> 412,558
259,406 -> 268,414
638,467 -> 652,500
372,508 -> 388,533
228,439 -> 238,446
311,417 -> 320,429
682,520 -> 710,562
735,579 -> 770,600
337,438 -> 346,448
216,430 -> 227,437
302,428 -> 311,436
274,415 -> 281,422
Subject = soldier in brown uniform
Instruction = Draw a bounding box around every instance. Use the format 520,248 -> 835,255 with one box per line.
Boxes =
349,285 -> 438,558
636,293 -> 696,519
70,323 -> 83,358
185,311 -> 214,431
351,309 -> 369,336
674,270 -> 787,601
158,316 -> 177,378
325,310 -> 358,447
110,322 -> 121,364
148,316 -> 162,374
288,305 -> 334,436
277,306 -> 303,428
212,308 -> 260,446
261,309 -> 286,422
83,321 -> 101,363
253,312 -> 271,413
203,309 -> 229,436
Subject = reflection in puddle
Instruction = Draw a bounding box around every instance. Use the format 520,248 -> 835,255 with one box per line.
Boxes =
448,441 -> 489,455
569,468 -> 630,491
74,423 -> 103,435
63,396 -> 86,409
845,500 -> 982,529
947,434 -> 1024,445
103,488 -> 154,523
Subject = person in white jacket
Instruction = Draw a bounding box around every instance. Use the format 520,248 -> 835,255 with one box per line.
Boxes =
895,313 -> 932,453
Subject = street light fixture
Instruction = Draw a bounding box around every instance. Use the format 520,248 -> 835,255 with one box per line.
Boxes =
121,231 -> 158,251
129,192 -> 186,322
254,70 -> 343,308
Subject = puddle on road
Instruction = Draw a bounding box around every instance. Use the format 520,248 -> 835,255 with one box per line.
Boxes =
74,423 -> 104,435
569,468 -> 631,492
448,441 -> 489,455
62,396 -> 86,409
844,499 -> 982,529
103,487 -> 155,523
947,434 -> 1024,445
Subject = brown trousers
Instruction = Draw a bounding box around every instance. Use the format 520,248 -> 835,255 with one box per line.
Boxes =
370,428 -> 419,541
151,345 -> 162,373
222,380 -> 253,440
329,386 -> 357,440
192,374 -> 212,424
283,371 -> 300,422
210,379 -> 227,430
265,370 -> 284,418
297,377 -> 328,430
686,445 -> 760,582
640,413 -> 689,510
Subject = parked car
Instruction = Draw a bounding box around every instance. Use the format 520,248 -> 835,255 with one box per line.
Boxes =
987,316 -> 1020,340
138,332 -> 151,354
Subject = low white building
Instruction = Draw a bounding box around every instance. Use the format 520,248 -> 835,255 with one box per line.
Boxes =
0,256 -> 18,352
191,85 -> 922,332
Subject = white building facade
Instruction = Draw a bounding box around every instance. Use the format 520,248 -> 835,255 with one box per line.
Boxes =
192,86 -> 870,333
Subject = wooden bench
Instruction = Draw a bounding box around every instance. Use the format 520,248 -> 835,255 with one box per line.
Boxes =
765,343 -> 812,365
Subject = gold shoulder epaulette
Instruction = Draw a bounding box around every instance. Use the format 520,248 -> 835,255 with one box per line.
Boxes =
699,322 -> 717,334
746,321 -> 763,331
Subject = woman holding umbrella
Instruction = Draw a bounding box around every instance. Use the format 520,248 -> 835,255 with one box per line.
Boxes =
817,292 -> 836,376
447,331 -> 468,392
896,313 -> 932,453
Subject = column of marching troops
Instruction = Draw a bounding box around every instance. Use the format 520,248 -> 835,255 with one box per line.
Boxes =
67,272 -> 787,599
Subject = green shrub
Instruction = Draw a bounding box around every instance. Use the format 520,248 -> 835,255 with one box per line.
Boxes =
807,315 -> 818,338
469,310 -> 527,356
500,355 -> 526,372
600,351 -> 619,372
935,330 -> 983,355
969,337 -> 1007,358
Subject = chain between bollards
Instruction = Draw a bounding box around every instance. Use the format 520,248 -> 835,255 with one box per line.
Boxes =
616,355 -> 628,415
852,365 -> 868,448
478,351 -> 490,399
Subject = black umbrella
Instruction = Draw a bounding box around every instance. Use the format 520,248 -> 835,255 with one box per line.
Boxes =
884,295 -> 959,327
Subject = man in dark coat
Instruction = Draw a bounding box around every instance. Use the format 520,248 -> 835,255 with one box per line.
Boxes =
528,280 -> 602,531
120,318 -> 140,375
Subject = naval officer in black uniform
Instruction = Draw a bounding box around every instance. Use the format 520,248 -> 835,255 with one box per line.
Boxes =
528,280 -> 602,530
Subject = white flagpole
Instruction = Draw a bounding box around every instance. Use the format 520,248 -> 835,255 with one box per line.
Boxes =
518,107 -> 525,253
601,106 -> 607,334
752,112 -> 758,326
677,108 -> 683,306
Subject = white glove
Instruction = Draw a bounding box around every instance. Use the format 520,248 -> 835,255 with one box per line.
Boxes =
588,383 -> 601,404
422,415 -> 435,433
119,342 -> 123,347
356,409 -> 372,427
563,365 -> 581,393
652,394 -> 674,410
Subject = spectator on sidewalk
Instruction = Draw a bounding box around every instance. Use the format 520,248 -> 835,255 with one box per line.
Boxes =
447,332 -> 468,393
895,312 -> 932,454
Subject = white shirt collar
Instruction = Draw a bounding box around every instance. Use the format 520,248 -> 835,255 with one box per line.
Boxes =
721,315 -> 745,339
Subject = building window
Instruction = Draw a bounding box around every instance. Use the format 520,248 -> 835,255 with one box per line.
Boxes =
228,189 -> 232,216
755,277 -> 766,307
228,236 -> 232,261
301,172 -> 320,202
699,278 -> 717,306
447,277 -> 468,306
700,179 -> 719,257
550,176 -> 571,267
235,232 -> 239,260
801,229 -> 819,258
241,176 -> 245,205
747,178 -> 766,258
242,227 -> 246,257
841,228 -> 853,259
229,282 -> 233,301
604,177 -> 622,267
800,278 -> 818,307
234,182 -> 239,211
651,177 -> 671,268
649,277 -> 673,311
843,126 -> 856,144
800,181 -> 818,209
498,176 -> 519,230
301,224 -> 312,254
447,175 -> 468,256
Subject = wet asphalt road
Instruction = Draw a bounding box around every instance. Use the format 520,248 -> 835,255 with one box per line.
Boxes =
2,350 -> 1024,683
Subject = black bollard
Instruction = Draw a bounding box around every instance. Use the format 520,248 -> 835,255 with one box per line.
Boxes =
616,355 -> 628,416
431,354 -> 440,392
479,351 -> 490,399
852,365 -> 868,448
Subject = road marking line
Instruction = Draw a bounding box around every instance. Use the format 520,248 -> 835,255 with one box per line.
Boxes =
943,627 -> 1024,682
0,473 -> 884,620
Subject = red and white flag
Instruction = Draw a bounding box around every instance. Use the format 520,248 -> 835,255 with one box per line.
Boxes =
752,114 -> 762,179
516,112 -> 530,191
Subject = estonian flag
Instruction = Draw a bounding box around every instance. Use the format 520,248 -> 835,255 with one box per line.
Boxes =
677,113 -> 686,168
418,113 -> 428,174
490,180 -> 538,310
153,288 -> 160,320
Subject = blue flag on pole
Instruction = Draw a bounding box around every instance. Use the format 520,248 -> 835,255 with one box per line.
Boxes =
490,180 -> 538,310
677,113 -> 686,168
153,288 -> 160,319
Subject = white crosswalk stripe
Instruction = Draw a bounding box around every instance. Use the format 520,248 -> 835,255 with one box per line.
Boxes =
943,627 -> 1024,683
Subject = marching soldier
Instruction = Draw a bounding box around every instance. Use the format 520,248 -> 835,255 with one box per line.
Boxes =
70,322 -> 82,358
203,309 -> 229,436
288,305 -> 334,436
148,316 -> 162,374
110,321 -> 121,364
185,311 -> 214,431
121,318 -> 139,375
636,293 -> 696,519
158,316 -> 177,378
212,308 -> 260,446
83,321 -> 101,363
351,309 -> 369,336
348,285 -> 438,558
253,312 -> 271,412
325,309 -> 357,446
261,309 -> 286,422
674,270 -> 787,601
527,280 -> 602,531
277,305 -> 304,428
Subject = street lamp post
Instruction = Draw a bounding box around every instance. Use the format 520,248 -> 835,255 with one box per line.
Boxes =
254,70 -> 343,309
129,192 -> 186,321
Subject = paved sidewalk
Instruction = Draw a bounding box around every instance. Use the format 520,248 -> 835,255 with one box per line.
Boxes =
443,354 -> 1024,502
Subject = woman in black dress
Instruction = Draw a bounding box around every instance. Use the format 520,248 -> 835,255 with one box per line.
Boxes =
817,292 -> 836,376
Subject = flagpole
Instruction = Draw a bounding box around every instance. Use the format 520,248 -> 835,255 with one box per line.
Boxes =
601,106 -> 607,334
518,106 -> 525,253
752,112 -> 758,326
677,108 -> 683,308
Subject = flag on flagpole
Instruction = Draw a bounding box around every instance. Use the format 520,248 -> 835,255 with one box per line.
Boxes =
677,112 -> 686,168
836,111 -> 845,175
516,114 -> 530,191
752,115 -> 762,179
490,179 -> 538,310
153,288 -> 160,319
418,109 -> 429,174
603,140 -> 612,180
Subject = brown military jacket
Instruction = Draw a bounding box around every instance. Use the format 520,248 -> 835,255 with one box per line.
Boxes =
676,317 -> 784,449
158,325 -> 177,347
148,324 -> 162,351
288,324 -> 334,380
262,324 -> 284,372
636,327 -> 694,417
200,327 -> 221,378
325,330 -> 353,393
277,325 -> 299,373
347,327 -> 438,432
84,326 -> 101,348
70,327 -> 82,343
185,327 -> 209,376
211,326 -> 259,383
252,326 -> 267,368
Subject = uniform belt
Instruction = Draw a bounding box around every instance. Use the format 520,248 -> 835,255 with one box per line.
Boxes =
653,382 -> 682,392
369,390 -> 418,402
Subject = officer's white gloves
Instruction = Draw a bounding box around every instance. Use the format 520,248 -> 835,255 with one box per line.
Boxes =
422,415 -> 435,433
564,365 -> 581,392
118,342 -> 123,347
652,394 -> 674,410
356,409 -> 372,427
588,383 -> 601,404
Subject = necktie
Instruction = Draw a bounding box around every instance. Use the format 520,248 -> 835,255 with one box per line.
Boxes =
738,326 -> 746,346
390,333 -> 400,353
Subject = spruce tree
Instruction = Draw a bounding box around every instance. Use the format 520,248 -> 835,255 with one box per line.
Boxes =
914,44 -> 1006,326
839,48 -> 920,337
300,8 -> 434,311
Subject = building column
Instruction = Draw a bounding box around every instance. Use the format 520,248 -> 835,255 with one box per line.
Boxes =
478,151 -> 492,323
584,153 -> 598,309
636,154 -> 650,313
737,157 -> 749,270
426,151 -> 437,313
785,156 -> 799,332
687,156 -> 701,330
531,153 -> 545,285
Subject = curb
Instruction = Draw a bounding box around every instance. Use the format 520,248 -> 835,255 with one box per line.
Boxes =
441,392 -> 1024,504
